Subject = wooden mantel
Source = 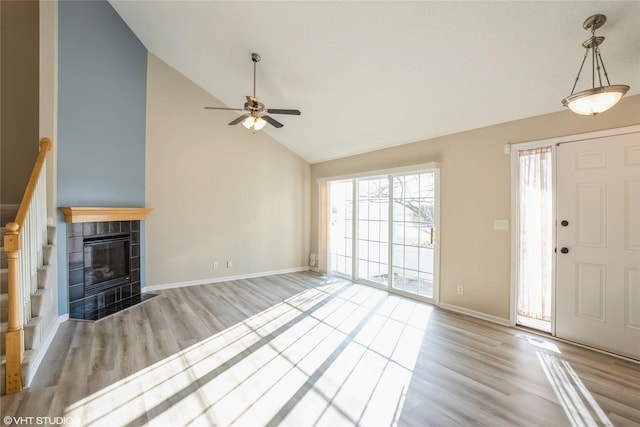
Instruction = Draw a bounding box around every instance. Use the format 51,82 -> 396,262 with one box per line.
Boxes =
59,207 -> 153,223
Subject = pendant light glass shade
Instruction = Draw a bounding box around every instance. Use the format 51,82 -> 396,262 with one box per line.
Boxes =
562,84 -> 629,115
562,14 -> 630,116
242,116 -> 267,130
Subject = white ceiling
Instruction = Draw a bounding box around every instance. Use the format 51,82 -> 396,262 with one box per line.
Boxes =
109,1 -> 640,164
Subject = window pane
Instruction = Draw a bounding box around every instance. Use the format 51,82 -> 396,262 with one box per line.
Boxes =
359,201 -> 369,219
419,247 -> 433,273
359,259 -> 368,278
392,244 -> 404,268
379,221 -> 388,243
370,201 -> 380,220
379,201 -> 389,221
380,243 -> 389,264
358,240 -> 368,260
404,246 -> 419,270
369,221 -> 380,241
369,241 -> 380,262
369,262 -> 380,279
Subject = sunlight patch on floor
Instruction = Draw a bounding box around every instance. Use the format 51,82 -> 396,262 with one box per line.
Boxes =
517,333 -> 561,354
64,279 -> 432,426
537,352 -> 613,427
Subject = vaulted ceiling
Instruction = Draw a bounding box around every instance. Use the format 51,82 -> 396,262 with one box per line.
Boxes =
110,1 -> 640,164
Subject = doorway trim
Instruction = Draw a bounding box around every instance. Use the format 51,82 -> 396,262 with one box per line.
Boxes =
509,124 -> 640,331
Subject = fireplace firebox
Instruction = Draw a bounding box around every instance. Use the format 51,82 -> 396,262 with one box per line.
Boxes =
84,235 -> 130,295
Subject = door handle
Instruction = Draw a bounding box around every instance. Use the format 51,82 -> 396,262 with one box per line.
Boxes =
561,220 -> 569,227
429,227 -> 435,245
560,247 -> 569,254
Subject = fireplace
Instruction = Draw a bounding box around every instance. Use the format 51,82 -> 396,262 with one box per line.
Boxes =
67,220 -> 148,320
61,207 -> 153,320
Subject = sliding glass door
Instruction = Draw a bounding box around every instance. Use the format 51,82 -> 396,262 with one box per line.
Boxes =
327,169 -> 439,303
357,177 -> 390,285
391,173 -> 437,299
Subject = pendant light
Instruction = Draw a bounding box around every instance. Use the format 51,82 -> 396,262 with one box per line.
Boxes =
562,14 -> 629,115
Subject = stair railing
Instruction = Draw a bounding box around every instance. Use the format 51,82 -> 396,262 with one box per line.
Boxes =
4,137 -> 52,394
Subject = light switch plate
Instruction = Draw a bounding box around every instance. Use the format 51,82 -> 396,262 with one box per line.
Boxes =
494,219 -> 509,230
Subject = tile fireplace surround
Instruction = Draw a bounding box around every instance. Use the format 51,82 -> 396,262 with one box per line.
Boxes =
60,207 -> 153,321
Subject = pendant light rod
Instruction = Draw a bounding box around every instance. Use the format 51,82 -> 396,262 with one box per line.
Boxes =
591,31 -> 596,88
598,50 -> 611,86
568,50 -> 589,96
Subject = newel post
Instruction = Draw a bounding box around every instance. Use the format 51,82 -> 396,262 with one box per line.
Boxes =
4,222 -> 23,393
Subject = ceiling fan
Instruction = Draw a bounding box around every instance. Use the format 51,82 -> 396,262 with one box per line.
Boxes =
205,52 -> 301,130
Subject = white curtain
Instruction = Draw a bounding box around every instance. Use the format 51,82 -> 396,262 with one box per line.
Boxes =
518,147 -> 553,322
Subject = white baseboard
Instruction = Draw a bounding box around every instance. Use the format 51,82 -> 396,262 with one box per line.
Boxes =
144,266 -> 311,292
438,302 -> 510,327
25,313 -> 69,387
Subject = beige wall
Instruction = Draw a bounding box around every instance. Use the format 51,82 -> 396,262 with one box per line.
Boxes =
40,0 -> 58,221
145,54 -> 311,286
1,0 -> 40,206
310,94 -> 640,320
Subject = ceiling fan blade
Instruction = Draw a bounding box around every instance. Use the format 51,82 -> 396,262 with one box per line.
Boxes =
228,114 -> 249,126
267,108 -> 301,115
205,107 -> 243,111
263,115 -> 284,128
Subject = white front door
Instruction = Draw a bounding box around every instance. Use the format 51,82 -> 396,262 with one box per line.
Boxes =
556,131 -> 640,359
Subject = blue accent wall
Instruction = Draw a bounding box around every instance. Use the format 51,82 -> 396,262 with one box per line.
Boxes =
57,0 -> 147,314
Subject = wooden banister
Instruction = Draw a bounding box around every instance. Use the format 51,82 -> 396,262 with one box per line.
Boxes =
4,222 -> 22,393
4,137 -> 53,394
14,138 -> 52,227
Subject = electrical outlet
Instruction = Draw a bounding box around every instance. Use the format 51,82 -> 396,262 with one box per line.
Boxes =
227,261 -> 233,268
457,285 -> 464,295
213,261 -> 219,269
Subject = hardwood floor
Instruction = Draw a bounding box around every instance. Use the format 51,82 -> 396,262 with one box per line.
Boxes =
1,271 -> 639,426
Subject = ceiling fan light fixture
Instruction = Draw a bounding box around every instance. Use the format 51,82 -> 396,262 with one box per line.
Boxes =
254,117 -> 267,130
205,53 -> 301,129
562,14 -> 630,116
242,116 -> 267,131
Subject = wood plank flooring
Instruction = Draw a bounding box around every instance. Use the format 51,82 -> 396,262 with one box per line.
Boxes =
1,271 -> 638,426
